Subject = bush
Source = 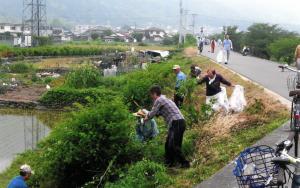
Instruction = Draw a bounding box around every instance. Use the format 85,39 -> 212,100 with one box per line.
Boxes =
105,160 -> 173,188
29,99 -> 143,188
65,66 -> 102,89
40,87 -> 120,108
9,62 -> 33,73
268,37 -> 300,64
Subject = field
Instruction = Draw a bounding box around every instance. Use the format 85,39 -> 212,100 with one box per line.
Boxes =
0,46 -> 289,188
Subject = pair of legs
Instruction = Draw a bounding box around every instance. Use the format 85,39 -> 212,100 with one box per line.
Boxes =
211,45 -> 215,53
174,94 -> 184,108
225,50 -> 230,64
165,119 -> 189,167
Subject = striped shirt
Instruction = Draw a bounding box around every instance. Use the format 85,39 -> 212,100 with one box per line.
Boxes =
147,95 -> 184,128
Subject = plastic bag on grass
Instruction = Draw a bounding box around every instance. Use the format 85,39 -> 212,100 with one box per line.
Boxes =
206,86 -> 229,112
216,50 -> 224,63
229,85 -> 247,112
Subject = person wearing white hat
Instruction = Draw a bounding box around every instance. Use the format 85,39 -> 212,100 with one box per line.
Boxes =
133,109 -> 159,142
7,164 -> 33,188
172,65 -> 187,107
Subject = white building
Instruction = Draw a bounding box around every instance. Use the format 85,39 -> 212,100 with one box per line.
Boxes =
0,23 -> 23,34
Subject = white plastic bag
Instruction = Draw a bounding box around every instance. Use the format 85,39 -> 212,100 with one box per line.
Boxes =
216,50 -> 224,63
206,86 -> 229,112
229,85 -> 247,112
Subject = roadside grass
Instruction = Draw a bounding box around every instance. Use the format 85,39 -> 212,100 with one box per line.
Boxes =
0,49 -> 289,187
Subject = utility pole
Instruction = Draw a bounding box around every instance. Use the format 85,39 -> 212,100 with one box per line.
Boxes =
190,13 -> 198,35
23,0 -> 47,46
183,9 -> 189,42
178,0 -> 183,45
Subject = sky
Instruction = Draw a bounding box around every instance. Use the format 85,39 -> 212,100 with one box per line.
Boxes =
188,0 -> 300,26
1,0 -> 300,32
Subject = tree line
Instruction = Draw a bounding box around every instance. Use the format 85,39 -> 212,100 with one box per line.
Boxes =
211,23 -> 300,64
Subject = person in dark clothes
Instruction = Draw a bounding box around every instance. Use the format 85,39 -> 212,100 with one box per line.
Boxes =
197,69 -> 234,111
144,85 -> 190,168
190,65 -> 202,78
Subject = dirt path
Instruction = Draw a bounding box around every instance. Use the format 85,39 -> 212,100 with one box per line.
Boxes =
0,86 -> 46,102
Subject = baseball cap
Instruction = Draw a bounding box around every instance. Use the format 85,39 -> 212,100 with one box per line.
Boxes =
20,164 -> 34,174
172,65 -> 180,70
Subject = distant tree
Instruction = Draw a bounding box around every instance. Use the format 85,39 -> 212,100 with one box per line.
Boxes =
244,23 -> 297,59
268,37 -> 300,64
184,34 -> 197,47
162,34 -> 179,45
102,29 -> 113,37
224,26 -> 245,52
33,36 -> 53,46
131,32 -> 144,42
50,18 -> 72,30
91,33 -> 100,40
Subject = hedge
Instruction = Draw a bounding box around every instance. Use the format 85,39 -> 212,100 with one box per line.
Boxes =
39,87 -> 121,108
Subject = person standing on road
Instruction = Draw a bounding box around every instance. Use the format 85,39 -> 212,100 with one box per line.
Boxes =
223,35 -> 233,64
295,45 -> 300,70
197,37 -> 204,54
211,38 -> 216,53
173,65 -> 187,107
7,164 -> 33,188
145,85 -> 190,168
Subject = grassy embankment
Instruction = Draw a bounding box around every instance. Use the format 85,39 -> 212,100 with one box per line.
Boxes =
0,48 -> 288,188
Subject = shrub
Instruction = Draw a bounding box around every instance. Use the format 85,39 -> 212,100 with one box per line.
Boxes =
29,99 -> 143,188
9,62 -> 33,73
40,87 -> 120,108
65,66 -> 102,89
105,160 -> 173,188
268,37 -> 300,64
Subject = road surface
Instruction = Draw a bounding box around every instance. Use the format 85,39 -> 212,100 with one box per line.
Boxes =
196,46 -> 294,188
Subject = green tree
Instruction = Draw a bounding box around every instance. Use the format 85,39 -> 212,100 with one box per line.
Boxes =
131,32 -> 144,42
102,29 -> 113,37
91,33 -> 100,40
184,34 -> 197,47
268,37 -> 300,64
225,26 -> 245,52
162,34 -> 179,45
244,23 -> 297,59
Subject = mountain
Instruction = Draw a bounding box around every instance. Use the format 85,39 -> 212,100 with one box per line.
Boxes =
0,0 -> 300,32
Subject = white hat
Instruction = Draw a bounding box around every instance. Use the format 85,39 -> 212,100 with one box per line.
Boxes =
20,164 -> 33,174
172,65 -> 181,70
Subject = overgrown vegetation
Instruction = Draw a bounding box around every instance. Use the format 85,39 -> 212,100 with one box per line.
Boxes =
0,44 -> 127,58
0,49 -> 289,188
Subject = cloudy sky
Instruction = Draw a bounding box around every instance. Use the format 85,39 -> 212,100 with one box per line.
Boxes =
187,0 -> 300,26
0,0 -> 300,31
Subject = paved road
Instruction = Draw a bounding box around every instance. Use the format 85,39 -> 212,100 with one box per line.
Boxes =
201,46 -> 293,100
196,46 -> 294,188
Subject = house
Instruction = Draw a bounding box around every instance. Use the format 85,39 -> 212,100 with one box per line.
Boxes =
143,27 -> 167,42
0,23 -> 23,34
51,28 -> 74,43
0,23 -> 24,46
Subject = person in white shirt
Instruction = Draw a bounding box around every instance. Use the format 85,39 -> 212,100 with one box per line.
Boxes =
223,35 -> 233,64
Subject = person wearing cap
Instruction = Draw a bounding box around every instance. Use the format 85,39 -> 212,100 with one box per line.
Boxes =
190,65 -> 202,78
133,109 -> 159,142
7,164 -> 32,188
145,85 -> 190,168
172,65 -> 187,107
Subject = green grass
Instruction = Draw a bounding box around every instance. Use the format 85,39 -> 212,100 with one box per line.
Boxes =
171,117 -> 288,187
